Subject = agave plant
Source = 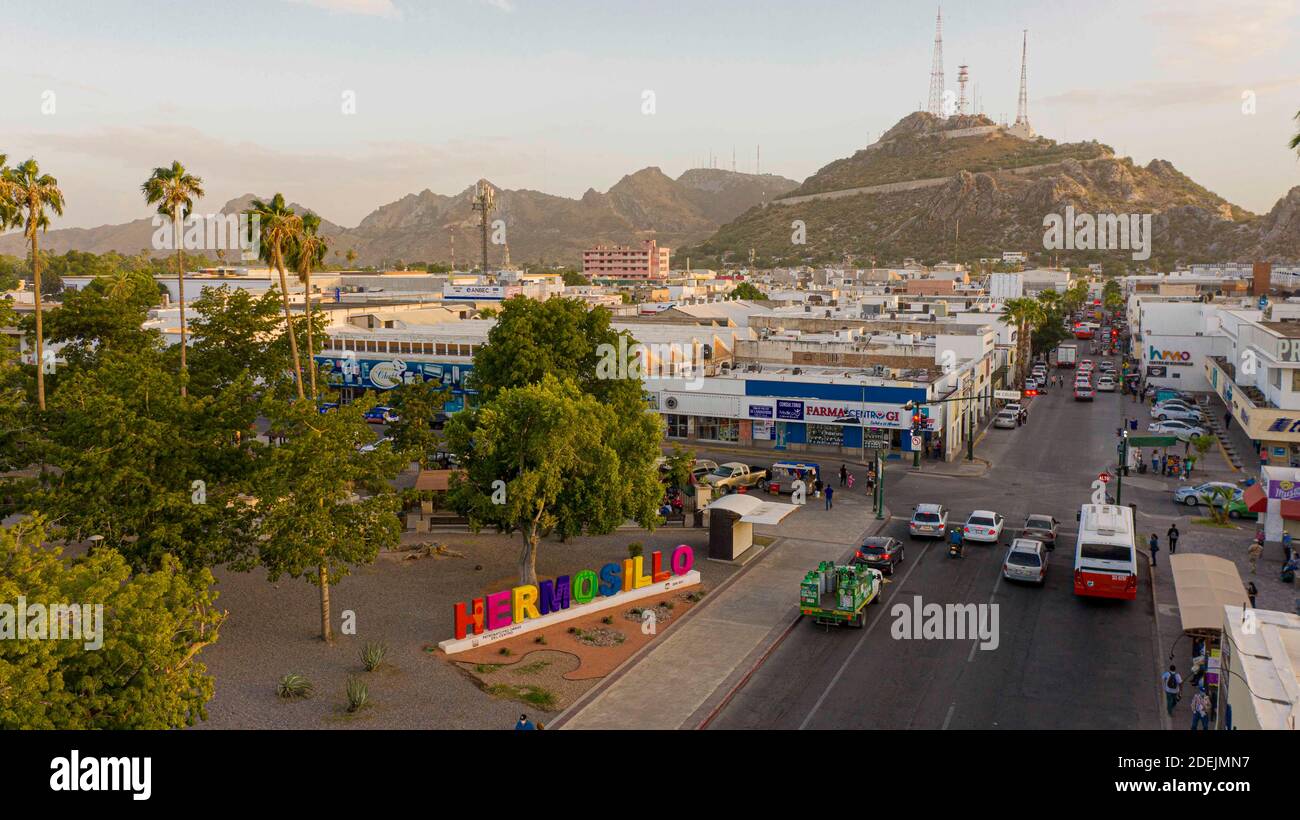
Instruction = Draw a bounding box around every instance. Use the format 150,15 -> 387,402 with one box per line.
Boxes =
346,676 -> 369,713
276,673 -> 313,699
361,641 -> 388,672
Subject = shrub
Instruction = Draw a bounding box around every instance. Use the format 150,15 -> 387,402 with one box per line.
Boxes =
346,676 -> 369,713
628,542 -> 644,558
277,673 -> 313,699
361,641 -> 388,672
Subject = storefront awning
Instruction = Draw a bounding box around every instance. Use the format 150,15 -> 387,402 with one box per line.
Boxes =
1244,481 -> 1268,513
1170,554 -> 1249,635
1282,500 -> 1300,520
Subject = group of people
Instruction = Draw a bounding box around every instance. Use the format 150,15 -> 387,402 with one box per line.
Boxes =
825,463 -> 877,511
1162,663 -> 1214,730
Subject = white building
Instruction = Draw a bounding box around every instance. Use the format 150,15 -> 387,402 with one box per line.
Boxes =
1219,605 -> 1300,730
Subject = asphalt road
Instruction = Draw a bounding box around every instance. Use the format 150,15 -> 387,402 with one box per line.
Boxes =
709,357 -> 1164,730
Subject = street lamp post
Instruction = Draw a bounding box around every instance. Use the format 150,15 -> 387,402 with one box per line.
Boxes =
875,451 -> 885,520
1116,429 -> 1129,506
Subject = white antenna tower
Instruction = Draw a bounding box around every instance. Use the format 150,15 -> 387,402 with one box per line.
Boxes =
1015,29 -> 1030,127
957,65 -> 969,116
926,7 -> 945,117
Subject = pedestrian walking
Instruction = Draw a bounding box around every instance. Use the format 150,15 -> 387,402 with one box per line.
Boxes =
1150,449 -> 1159,473
839,464 -> 847,487
1162,665 -> 1183,716
1223,411 -> 1232,430
1248,539 -> 1264,574
1149,532 -> 1160,568
1167,524 -> 1180,555
1190,687 -> 1211,730
1283,530 -> 1294,561
846,471 -> 855,490
515,713 -> 536,730
824,485 -> 834,510
1247,580 -> 1258,608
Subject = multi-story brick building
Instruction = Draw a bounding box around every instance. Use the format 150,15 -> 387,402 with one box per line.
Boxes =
583,240 -> 671,281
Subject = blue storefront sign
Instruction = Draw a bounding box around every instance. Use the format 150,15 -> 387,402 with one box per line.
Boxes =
748,404 -> 773,419
776,400 -> 804,420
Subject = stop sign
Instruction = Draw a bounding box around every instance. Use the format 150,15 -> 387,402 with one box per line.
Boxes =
1098,473 -> 1111,483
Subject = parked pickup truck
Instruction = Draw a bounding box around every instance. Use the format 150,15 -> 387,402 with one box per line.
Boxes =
701,462 -> 767,492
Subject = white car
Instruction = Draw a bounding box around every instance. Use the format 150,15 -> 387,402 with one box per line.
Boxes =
1097,376 -> 1116,392
1003,538 -> 1049,584
994,410 -> 1019,429
1148,419 -> 1207,441
962,510 -> 1005,544
909,503 -> 949,539
1150,404 -> 1203,422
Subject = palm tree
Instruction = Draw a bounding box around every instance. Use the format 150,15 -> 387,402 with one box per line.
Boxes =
345,248 -> 356,268
246,194 -> 306,399
5,159 -> 65,411
1290,110 -> 1300,154
1000,297 -> 1043,381
141,161 -> 204,394
0,154 -> 17,230
290,213 -> 329,399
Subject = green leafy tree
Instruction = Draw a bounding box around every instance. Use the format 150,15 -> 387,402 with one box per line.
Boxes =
142,161 -> 205,392
386,381 -> 449,469
0,517 -> 224,729
470,295 -> 644,412
187,284 -> 321,399
445,375 -> 663,585
559,269 -> 589,286
999,297 -> 1044,380
730,282 -> 768,300
4,158 -> 64,410
39,271 -> 162,370
30,347 -> 260,572
663,444 -> 695,490
0,295 -> 30,474
251,397 -> 404,642
1205,485 -> 1235,526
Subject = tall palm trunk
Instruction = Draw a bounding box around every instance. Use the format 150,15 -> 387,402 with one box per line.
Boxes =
30,230 -> 45,411
276,256 -> 305,400
174,204 -> 187,396
304,269 -> 316,399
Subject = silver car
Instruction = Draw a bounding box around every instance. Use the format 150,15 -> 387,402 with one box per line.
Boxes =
994,410 -> 1019,429
1002,538 -> 1049,584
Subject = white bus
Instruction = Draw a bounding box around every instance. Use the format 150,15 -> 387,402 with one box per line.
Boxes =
1074,504 -> 1138,600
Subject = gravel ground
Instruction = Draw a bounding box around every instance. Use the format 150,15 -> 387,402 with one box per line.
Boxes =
194,526 -> 729,730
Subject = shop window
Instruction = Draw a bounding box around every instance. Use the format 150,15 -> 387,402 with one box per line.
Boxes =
807,423 -> 844,446
1291,369 -> 1300,392
436,343 -> 447,356
695,417 -> 738,442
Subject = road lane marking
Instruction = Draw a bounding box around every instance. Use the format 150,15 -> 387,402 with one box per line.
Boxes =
797,540 -> 935,730
942,702 -> 956,730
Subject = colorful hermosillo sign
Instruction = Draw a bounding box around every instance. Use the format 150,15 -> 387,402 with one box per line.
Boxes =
451,546 -> 696,643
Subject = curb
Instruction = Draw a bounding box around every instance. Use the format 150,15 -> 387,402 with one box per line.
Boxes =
1137,545 -> 1172,730
694,508 -> 893,730
551,506 -> 893,730
548,525 -> 794,729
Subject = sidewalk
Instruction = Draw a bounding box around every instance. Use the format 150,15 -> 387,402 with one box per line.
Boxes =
1150,518 -> 1298,730
670,440 -> 992,480
554,489 -> 890,730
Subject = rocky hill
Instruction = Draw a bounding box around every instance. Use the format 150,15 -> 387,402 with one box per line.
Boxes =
0,168 -> 797,268
682,112 -> 1297,267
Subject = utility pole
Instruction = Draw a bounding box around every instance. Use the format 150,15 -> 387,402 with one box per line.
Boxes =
1116,430 -> 1129,506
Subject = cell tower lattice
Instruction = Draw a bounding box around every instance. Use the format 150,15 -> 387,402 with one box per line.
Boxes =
471,179 -> 496,273
957,65 -> 969,116
1015,29 -> 1030,127
926,7 -> 945,117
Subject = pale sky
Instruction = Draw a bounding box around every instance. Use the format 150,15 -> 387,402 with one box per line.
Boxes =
2,0 -> 1298,230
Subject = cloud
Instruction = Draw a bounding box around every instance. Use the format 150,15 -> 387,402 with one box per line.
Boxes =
284,0 -> 401,18
1146,0 -> 1298,62
1039,77 -> 1300,112
479,0 -> 515,11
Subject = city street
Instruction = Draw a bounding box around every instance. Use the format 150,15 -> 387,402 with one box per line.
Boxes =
708,358 -> 1165,730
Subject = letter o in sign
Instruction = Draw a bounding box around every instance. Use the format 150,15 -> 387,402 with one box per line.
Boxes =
671,544 -> 694,576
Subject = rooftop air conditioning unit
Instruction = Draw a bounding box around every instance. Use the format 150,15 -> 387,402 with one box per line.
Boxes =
792,367 -> 803,375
